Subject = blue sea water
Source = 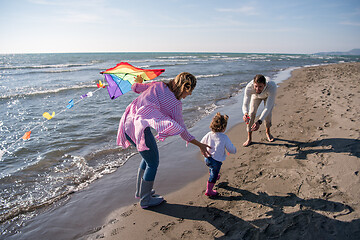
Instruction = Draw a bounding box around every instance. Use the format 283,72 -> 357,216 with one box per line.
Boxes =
0,52 -> 359,237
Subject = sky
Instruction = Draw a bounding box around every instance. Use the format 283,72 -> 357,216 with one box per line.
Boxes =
0,0 -> 359,54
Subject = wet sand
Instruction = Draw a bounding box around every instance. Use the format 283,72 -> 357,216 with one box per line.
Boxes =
84,62 -> 360,239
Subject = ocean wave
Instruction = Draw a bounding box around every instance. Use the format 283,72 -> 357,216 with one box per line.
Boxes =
156,73 -> 223,82
152,59 -> 191,64
3,66 -> 102,76
0,147 -> 136,225
0,63 -> 93,71
196,74 -> 223,78
119,58 -> 191,64
96,60 -> 189,70
156,56 -> 199,59
209,55 -> 229,58
0,83 -> 99,99
149,62 -> 189,68
182,103 -> 219,129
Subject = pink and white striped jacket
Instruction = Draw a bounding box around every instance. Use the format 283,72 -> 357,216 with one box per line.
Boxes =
117,81 -> 195,151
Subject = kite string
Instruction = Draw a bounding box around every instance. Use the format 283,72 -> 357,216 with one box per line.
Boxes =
0,118 -> 49,158
0,82 -> 106,161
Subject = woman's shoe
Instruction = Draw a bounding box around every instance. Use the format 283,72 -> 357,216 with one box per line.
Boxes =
140,180 -> 164,208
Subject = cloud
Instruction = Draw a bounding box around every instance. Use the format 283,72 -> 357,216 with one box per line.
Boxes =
216,6 -> 258,16
28,0 -> 105,7
28,0 -> 56,5
340,21 -> 360,27
28,0 -> 130,24
57,11 -> 103,23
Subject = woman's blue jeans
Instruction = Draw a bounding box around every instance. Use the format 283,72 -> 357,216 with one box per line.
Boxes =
125,127 -> 159,181
205,157 -> 222,183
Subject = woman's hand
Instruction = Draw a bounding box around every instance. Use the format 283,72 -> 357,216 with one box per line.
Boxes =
199,143 -> 212,158
190,139 -> 211,157
135,75 -> 143,83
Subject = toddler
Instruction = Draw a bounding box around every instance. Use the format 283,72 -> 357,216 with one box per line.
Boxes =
201,113 -> 237,196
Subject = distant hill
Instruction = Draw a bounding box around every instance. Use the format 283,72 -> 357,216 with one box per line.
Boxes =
314,48 -> 360,56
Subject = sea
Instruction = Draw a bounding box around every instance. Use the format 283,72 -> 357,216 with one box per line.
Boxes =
1,52 -> 359,238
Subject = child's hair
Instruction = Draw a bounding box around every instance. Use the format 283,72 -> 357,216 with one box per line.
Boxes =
166,72 -> 197,100
210,112 -> 229,132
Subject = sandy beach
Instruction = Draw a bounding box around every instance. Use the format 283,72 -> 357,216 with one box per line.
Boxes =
84,62 -> 360,240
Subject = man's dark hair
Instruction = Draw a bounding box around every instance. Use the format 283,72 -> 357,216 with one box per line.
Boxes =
254,74 -> 266,84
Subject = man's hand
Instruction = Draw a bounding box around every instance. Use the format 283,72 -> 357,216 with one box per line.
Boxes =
243,114 -> 250,124
251,121 -> 260,131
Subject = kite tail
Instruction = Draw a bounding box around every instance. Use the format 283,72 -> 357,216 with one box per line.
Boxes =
0,80 -> 106,161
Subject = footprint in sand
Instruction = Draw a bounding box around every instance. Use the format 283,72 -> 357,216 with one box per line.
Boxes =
160,222 -> 176,233
110,227 -> 124,236
148,222 -> 159,232
120,209 -> 133,217
194,223 -> 207,235
181,230 -> 193,238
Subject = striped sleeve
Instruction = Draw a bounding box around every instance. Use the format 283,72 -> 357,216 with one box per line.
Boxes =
171,104 -> 195,142
131,82 -> 156,94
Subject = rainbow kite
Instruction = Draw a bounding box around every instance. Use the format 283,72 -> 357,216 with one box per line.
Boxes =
100,62 -> 165,99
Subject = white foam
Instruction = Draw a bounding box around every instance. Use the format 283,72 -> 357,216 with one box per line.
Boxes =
272,66 -> 300,85
196,74 -> 223,78
0,150 -> 4,161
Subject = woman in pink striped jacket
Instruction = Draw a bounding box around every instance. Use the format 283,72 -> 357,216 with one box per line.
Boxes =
117,72 -> 211,208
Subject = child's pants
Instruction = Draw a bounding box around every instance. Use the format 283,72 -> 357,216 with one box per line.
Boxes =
205,157 -> 222,183
125,127 -> 159,181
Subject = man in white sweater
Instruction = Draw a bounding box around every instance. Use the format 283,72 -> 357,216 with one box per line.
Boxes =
242,74 -> 277,147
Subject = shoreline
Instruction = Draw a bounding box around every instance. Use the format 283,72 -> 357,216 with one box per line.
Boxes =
84,62 -> 360,239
